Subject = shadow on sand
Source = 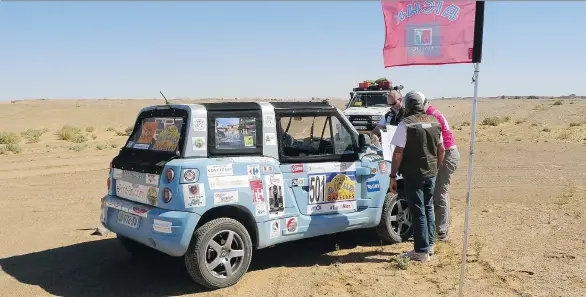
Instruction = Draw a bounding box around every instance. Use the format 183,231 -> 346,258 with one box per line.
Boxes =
0,230 -> 400,297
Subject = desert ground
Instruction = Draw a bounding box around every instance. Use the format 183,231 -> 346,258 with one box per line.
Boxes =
1,97 -> 585,297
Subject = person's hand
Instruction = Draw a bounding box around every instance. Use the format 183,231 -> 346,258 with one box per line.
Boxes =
390,178 -> 397,194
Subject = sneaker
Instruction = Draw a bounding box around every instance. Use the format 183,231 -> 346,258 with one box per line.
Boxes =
429,244 -> 435,256
438,233 -> 449,242
400,250 -> 430,262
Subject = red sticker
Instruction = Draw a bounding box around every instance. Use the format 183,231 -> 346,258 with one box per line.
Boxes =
249,180 -> 264,203
291,164 -> 304,173
286,217 -> 298,233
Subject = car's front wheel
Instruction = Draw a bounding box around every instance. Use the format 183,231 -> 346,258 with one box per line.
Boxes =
185,218 -> 253,289
376,191 -> 412,244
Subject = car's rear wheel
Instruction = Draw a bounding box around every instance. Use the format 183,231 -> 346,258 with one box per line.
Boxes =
376,191 -> 412,244
185,218 -> 253,289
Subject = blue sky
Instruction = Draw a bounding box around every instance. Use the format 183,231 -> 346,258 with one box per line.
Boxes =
0,1 -> 584,101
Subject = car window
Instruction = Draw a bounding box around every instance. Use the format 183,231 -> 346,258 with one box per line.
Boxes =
350,93 -> 388,107
214,117 -> 257,150
278,115 -> 355,158
127,117 -> 184,153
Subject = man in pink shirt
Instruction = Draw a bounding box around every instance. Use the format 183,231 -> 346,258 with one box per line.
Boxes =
423,98 -> 460,241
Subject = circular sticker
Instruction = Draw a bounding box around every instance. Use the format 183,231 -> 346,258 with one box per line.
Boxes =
184,169 -> 197,182
193,118 -> 206,131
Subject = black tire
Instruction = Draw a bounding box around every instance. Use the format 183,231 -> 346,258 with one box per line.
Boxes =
185,218 -> 253,289
376,191 -> 413,244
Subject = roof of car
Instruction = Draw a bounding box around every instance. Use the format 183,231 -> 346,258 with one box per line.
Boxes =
270,101 -> 336,110
196,101 -> 337,111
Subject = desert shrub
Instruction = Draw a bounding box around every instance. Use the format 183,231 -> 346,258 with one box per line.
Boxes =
91,134 -> 98,140
69,144 -> 88,151
85,126 -> 95,132
106,127 -> 116,132
6,143 -> 21,154
71,133 -> 88,143
553,100 -> 563,106
116,126 -> 134,137
461,121 -> 471,126
542,127 -> 551,132
0,145 -> 6,155
514,96 -> 521,99
527,95 -> 539,99
57,125 -> 83,141
21,129 -> 47,143
515,119 -> 526,124
482,117 -> 501,126
96,144 -> 107,150
557,129 -> 573,140
569,122 -> 582,127
0,132 -> 21,145
502,116 -> 511,122
110,143 -> 119,148
531,123 -> 539,127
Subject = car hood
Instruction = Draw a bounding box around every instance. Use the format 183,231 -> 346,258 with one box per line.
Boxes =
343,107 -> 389,117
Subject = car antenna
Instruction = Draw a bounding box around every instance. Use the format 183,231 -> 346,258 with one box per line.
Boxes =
160,91 -> 169,105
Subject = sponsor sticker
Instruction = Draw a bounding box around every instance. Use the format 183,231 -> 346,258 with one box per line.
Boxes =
250,180 -> 265,203
265,174 -> 285,218
262,166 -> 274,173
183,169 -> 197,182
285,217 -> 298,234
207,164 -> 233,177
214,191 -> 239,205
133,143 -> 150,150
378,162 -> 388,174
146,173 -> 159,186
184,183 -> 206,208
307,162 -> 356,173
366,180 -> 381,192
192,137 -> 206,151
270,220 -> 281,238
291,178 -> 305,187
192,118 -> 206,131
208,175 -> 249,190
153,219 -> 172,234
307,201 -> 356,215
290,164 -> 304,173
264,133 -> 277,145
255,203 -> 268,216
112,168 -> 123,179
247,165 -> 261,180
263,115 -> 275,127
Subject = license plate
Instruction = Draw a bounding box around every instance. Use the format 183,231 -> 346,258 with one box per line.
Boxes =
117,211 -> 140,229
354,126 -> 367,130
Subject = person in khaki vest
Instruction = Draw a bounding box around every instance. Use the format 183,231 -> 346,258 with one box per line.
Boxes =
389,91 -> 445,262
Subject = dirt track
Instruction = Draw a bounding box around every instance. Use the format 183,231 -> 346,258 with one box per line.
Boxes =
1,98 -> 585,297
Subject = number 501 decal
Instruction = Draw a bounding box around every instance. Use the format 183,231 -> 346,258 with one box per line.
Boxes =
309,175 -> 326,204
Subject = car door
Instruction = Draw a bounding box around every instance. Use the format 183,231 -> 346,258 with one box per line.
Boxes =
277,112 -> 370,218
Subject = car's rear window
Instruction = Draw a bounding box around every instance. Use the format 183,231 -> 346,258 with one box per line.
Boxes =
214,117 -> 257,150
127,117 -> 184,152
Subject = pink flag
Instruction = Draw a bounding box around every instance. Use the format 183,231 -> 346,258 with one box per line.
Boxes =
381,1 -> 483,67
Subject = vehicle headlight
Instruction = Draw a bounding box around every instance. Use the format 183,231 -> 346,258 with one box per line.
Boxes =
371,116 -> 382,121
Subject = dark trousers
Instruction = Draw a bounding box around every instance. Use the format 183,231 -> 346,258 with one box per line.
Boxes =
403,176 -> 436,253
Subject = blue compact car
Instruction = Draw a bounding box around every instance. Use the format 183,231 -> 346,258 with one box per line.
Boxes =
100,101 -> 411,289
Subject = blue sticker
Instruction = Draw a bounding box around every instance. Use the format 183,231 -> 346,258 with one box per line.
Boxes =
366,180 -> 381,192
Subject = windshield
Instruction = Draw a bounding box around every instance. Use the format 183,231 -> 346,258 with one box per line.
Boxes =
350,92 -> 389,107
127,117 -> 184,153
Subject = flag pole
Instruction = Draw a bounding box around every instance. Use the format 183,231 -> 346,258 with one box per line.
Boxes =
458,62 -> 480,297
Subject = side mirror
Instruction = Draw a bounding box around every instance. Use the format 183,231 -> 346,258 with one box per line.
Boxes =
358,133 -> 371,147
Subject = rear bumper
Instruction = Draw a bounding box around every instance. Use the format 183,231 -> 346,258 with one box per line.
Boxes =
100,195 -> 200,257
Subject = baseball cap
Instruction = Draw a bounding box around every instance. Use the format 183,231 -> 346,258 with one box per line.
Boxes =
403,91 -> 427,111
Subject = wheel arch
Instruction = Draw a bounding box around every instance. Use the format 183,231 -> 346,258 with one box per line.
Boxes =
195,205 -> 259,249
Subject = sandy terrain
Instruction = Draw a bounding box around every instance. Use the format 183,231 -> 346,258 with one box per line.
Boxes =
1,98 -> 585,297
